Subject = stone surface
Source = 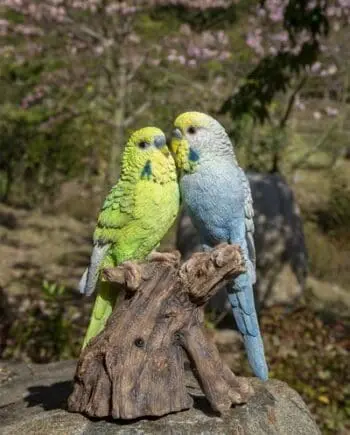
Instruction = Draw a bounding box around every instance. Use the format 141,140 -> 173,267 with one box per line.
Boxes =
177,172 -> 308,310
0,360 -> 320,435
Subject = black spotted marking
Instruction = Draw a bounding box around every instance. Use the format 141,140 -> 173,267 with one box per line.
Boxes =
141,160 -> 152,179
188,147 -> 200,163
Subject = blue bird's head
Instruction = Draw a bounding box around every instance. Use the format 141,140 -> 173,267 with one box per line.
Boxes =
170,112 -> 233,174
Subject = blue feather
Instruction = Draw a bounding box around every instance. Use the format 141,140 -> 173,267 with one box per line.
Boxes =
188,147 -> 200,162
180,160 -> 268,381
141,160 -> 152,179
228,272 -> 268,381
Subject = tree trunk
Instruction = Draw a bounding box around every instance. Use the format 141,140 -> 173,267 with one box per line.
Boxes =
68,244 -> 254,420
107,55 -> 127,187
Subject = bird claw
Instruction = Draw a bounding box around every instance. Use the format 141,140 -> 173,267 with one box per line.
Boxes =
229,377 -> 254,404
148,250 -> 181,266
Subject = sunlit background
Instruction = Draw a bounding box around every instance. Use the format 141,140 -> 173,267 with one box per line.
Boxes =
0,1 -> 349,433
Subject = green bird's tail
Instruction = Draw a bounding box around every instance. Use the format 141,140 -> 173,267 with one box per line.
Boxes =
82,280 -> 118,349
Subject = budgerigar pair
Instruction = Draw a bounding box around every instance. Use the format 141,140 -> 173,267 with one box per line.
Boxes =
80,114 -> 268,381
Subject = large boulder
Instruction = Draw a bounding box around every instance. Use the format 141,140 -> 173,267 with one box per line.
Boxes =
176,172 -> 308,310
0,359 -> 320,435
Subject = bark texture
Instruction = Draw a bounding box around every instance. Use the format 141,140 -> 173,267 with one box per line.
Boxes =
68,244 -> 253,420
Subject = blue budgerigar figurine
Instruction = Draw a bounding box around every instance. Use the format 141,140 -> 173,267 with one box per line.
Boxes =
170,111 -> 268,381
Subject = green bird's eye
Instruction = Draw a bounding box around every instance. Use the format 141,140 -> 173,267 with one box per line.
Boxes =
187,126 -> 196,134
138,141 -> 150,149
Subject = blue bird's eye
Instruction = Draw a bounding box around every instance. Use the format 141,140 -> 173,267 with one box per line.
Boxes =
187,126 -> 196,134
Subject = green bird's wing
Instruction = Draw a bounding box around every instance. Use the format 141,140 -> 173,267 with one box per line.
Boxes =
80,181 -> 134,295
81,182 -> 135,349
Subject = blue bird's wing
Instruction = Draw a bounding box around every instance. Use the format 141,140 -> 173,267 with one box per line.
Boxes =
227,170 -> 268,381
239,168 -> 256,283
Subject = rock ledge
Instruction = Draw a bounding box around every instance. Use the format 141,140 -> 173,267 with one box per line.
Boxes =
0,360 -> 320,435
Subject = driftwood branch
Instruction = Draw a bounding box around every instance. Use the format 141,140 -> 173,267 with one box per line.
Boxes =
68,244 -> 253,420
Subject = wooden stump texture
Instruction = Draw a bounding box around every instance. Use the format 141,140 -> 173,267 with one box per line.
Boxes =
67,243 -> 254,420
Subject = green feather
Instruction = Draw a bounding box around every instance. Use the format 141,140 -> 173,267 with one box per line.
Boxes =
81,127 -> 180,349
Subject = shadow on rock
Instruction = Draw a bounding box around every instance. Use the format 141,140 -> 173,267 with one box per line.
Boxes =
24,380 -> 73,411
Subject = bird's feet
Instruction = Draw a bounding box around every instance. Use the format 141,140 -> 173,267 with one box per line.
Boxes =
148,250 -> 181,266
227,376 -> 254,405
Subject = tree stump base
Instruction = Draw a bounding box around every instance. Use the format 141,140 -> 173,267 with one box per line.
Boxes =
67,244 -> 254,420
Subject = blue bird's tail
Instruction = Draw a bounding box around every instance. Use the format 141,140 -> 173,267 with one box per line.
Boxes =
227,272 -> 268,381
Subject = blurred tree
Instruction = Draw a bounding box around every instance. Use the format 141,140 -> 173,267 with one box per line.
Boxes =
1,1 -> 162,189
1,0 -> 349,200
0,0 -> 237,200
221,0 -> 350,172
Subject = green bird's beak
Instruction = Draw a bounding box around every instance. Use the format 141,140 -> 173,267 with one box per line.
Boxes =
154,135 -> 169,156
170,128 -> 184,156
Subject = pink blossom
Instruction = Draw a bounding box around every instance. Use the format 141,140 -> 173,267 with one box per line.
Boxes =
324,106 -> 339,117
246,31 -> 264,56
294,96 -> 305,111
311,62 -> 321,73
328,64 -> 338,75
0,19 -> 9,36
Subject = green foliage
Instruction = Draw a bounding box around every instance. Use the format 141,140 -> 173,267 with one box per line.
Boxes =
41,280 -> 66,299
283,0 -> 329,41
299,169 -> 350,289
261,307 -> 350,435
222,48 -> 309,122
0,105 -> 88,205
222,0 -> 329,123
232,113 -> 288,172
150,3 -> 240,32
0,54 -> 96,204
217,306 -> 350,434
324,170 -> 350,233
4,281 -> 82,362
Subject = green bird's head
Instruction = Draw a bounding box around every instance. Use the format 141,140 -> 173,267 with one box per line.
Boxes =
170,112 -> 234,174
122,127 -> 175,181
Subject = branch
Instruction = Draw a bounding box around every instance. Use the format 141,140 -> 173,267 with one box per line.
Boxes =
103,262 -> 142,292
280,75 -> 307,128
157,67 -> 206,92
127,54 -> 148,83
102,63 -> 119,98
290,120 -> 338,171
180,244 -> 245,303
68,244 -> 251,420
61,1 -> 105,43
123,102 -> 151,128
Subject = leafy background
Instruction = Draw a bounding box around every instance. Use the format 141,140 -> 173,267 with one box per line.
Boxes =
0,1 -> 349,433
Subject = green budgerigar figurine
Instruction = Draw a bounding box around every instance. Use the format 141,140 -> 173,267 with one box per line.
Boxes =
79,127 -> 180,348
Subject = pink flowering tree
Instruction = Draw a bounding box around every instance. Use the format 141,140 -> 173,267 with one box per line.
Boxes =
1,1 -> 160,187
0,0 -> 237,197
1,0 -> 349,198
221,0 -> 350,172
